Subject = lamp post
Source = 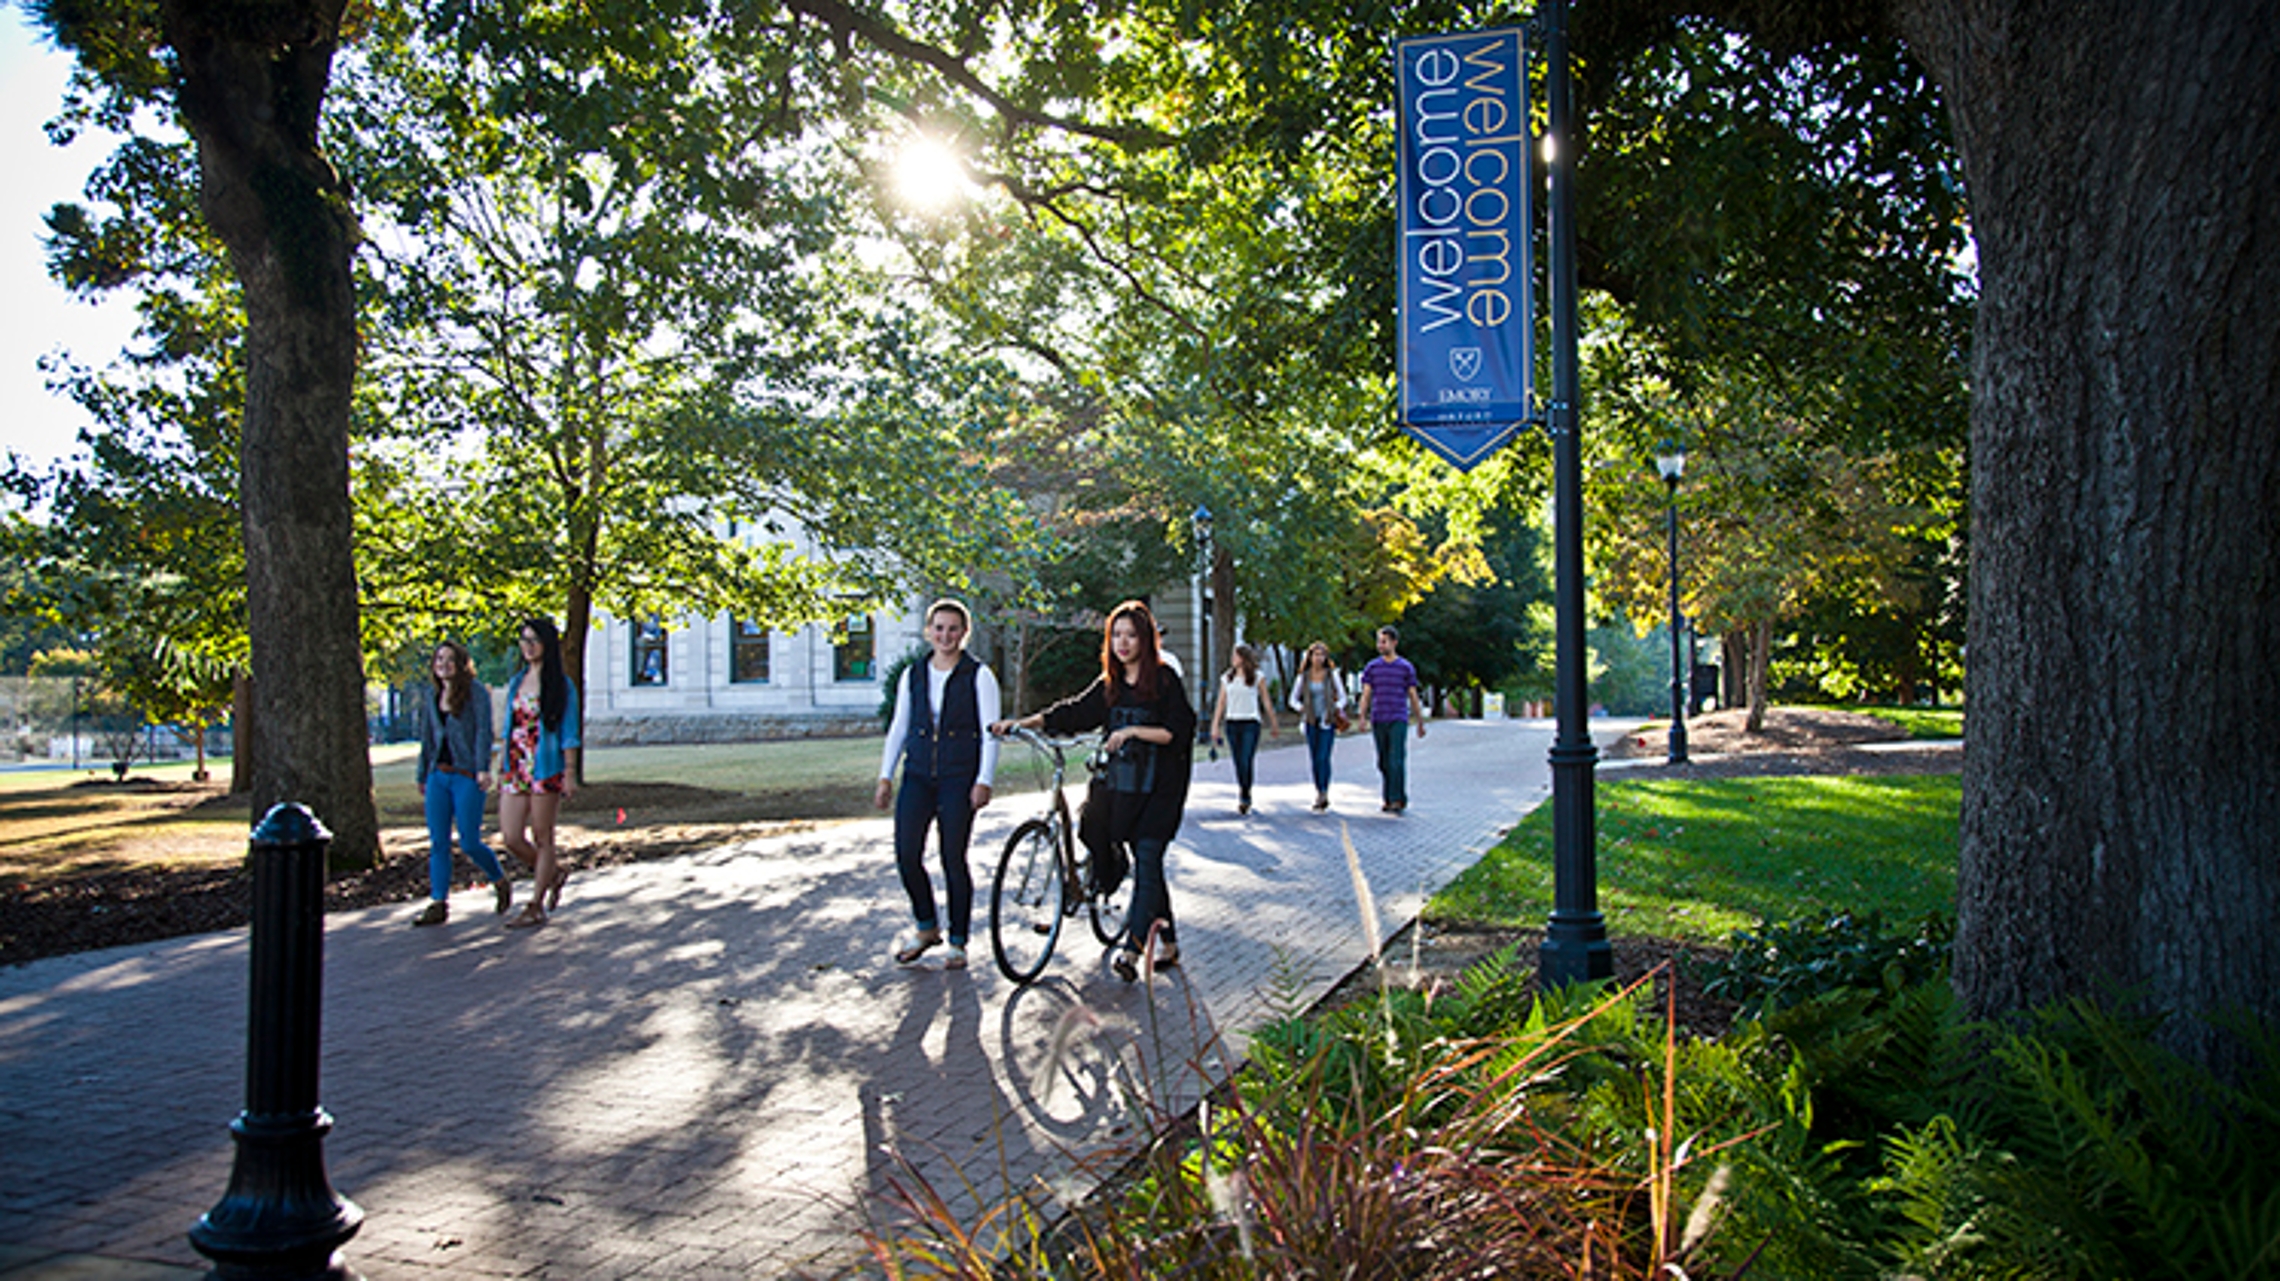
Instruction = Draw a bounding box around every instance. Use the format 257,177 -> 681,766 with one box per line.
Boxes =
1655,446 -> 1689,765
1191,505 -> 1213,731
1537,0 -> 1612,987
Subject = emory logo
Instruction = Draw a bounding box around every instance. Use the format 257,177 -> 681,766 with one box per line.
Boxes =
1449,347 -> 1482,381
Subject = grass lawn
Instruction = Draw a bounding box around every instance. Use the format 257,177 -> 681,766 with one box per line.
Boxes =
1430,772 -> 1961,945
1837,703 -> 1964,739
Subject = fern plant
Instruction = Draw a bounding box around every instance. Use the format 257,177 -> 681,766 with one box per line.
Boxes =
1693,911 -> 1953,1018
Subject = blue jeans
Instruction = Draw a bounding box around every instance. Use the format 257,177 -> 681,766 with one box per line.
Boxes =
1225,719 -> 1262,803
1125,836 -> 1174,947
424,770 -> 506,902
1371,720 -> 1409,807
1304,722 -> 1337,795
895,771 -> 977,944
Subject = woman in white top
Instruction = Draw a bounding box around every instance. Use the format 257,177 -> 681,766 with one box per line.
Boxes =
874,599 -> 1001,969
1209,643 -> 1280,815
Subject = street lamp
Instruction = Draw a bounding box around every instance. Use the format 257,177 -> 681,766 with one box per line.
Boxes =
1191,505 -> 1214,741
1538,0 -> 1612,988
1655,445 -> 1689,765
1191,505 -> 1213,608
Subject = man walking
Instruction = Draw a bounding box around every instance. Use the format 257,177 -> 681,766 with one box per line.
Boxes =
1357,625 -> 1426,812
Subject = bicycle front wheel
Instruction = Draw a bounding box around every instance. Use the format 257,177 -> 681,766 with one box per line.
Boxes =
991,818 -> 1068,984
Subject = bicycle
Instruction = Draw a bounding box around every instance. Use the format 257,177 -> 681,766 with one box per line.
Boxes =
988,726 -> 1129,984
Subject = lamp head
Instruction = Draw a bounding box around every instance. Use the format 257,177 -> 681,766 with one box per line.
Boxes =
1654,446 -> 1687,485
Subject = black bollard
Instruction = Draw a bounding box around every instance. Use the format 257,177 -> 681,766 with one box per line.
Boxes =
190,803 -> 363,1280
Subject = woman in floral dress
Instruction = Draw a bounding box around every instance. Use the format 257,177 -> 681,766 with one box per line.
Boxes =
501,617 -> 582,929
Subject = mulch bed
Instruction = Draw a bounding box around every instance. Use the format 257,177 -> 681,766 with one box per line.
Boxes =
1319,920 -> 1744,1039
0,782 -> 825,967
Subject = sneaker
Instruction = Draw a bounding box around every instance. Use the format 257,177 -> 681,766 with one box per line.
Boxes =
894,927 -> 942,965
411,900 -> 448,927
493,878 -> 513,915
1153,940 -> 1181,969
1111,947 -> 1141,983
1312,794 -> 1329,812
942,943 -> 968,971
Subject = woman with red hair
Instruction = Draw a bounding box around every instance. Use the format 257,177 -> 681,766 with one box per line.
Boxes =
994,600 -> 1196,980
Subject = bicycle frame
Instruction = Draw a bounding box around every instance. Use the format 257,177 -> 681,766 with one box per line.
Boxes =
989,726 -> 1120,983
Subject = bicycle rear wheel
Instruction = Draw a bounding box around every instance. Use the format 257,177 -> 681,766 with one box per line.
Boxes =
1089,844 -> 1129,947
991,819 -> 1067,984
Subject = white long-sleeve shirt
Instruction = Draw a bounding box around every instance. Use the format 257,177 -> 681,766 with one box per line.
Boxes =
878,659 -> 1002,784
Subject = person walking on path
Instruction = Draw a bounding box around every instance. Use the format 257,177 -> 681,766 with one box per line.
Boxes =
1288,640 -> 1350,812
501,617 -> 582,929
994,600 -> 1197,981
411,640 -> 514,926
1209,643 -> 1279,815
875,599 -> 1001,970
1357,625 -> 1426,813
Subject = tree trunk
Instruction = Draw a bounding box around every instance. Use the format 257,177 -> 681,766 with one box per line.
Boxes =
1010,619 -> 1029,716
563,581 -> 594,786
163,0 -> 378,869
1744,618 -> 1771,733
1893,634 -> 1923,706
1898,0 -> 2280,1072
229,671 -> 255,795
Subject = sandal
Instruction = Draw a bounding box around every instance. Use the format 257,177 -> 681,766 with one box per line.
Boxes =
493,878 -> 513,915
544,867 -> 569,912
504,904 -> 547,930
893,928 -> 942,965
1153,940 -> 1180,969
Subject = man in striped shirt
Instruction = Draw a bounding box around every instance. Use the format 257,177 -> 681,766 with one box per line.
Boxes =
1356,625 -> 1426,813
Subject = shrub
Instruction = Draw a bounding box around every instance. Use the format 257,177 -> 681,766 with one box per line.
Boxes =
1692,910 -> 1952,1018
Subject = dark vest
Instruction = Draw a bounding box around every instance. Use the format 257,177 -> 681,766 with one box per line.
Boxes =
905,654 -> 982,781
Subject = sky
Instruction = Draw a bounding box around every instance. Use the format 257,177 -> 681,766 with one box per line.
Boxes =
1,9 -> 140,478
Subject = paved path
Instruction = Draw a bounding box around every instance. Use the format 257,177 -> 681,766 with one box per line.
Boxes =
0,717 -> 1636,1279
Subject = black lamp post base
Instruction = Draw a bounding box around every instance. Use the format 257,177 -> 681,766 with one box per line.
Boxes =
190,1110 -> 363,1280
1539,912 -> 1614,986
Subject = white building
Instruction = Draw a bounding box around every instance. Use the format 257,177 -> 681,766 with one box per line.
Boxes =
571,543 -> 1220,745
578,601 -> 930,745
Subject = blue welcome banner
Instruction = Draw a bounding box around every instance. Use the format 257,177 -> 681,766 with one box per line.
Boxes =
1396,28 -> 1533,471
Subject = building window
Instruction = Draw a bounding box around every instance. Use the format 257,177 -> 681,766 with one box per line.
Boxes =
831,612 -> 875,682
632,617 -> 669,687
731,620 -> 771,684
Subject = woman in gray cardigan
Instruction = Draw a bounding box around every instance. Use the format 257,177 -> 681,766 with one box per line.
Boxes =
411,641 -> 513,926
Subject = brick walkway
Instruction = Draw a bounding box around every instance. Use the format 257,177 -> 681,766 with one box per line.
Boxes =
0,717 -> 1635,1279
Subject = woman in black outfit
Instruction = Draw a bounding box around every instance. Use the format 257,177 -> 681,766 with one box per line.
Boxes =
994,599 -> 1196,981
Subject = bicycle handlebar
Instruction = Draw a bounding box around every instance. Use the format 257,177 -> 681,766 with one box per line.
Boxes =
991,724 -> 1095,754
